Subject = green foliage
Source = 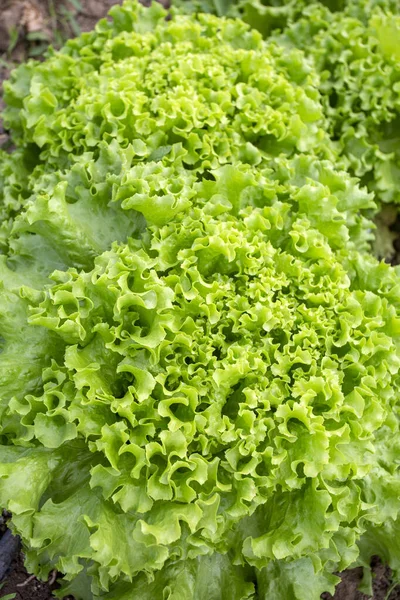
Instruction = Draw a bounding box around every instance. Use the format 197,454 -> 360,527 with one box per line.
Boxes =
0,2 -> 400,599
175,0 -> 400,257
270,0 -> 400,209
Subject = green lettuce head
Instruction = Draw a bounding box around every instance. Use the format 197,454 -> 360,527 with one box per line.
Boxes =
1,163 -> 400,599
3,2 -> 328,165
0,0 -> 376,264
0,2 -> 400,599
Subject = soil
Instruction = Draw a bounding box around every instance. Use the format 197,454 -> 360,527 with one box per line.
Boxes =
1,1 -> 400,599
322,558 -> 400,600
0,552 -> 67,600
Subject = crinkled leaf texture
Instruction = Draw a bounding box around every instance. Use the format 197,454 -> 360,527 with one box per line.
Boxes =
175,0 -> 400,257
1,182 -> 400,599
257,0 -> 400,209
0,2 -> 399,600
274,2 -> 400,209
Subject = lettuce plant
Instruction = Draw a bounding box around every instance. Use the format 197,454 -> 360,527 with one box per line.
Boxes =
0,0 -> 333,249
175,0 -> 400,256
272,0 -> 400,207
0,2 -> 400,599
262,0 -> 400,259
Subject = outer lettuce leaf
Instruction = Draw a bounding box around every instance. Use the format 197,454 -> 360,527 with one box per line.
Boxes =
256,558 -> 339,600
97,555 -> 254,600
0,258 -> 64,427
10,141 -> 145,272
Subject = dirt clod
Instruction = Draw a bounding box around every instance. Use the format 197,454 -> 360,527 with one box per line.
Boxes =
21,0 -> 46,33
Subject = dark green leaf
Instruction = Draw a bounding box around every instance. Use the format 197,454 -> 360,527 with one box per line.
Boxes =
212,0 -> 234,16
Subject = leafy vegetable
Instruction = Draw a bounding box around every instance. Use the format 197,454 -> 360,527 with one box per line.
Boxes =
272,1 -> 400,207
174,0 -> 400,258
3,5 -> 330,165
0,2 -> 400,599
